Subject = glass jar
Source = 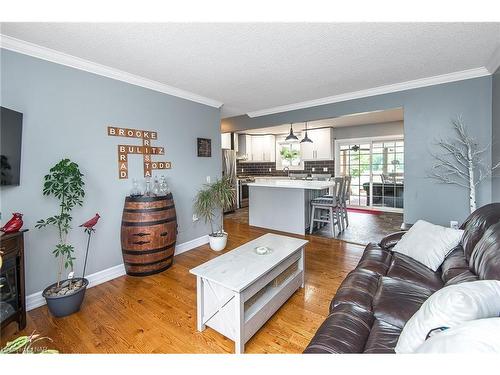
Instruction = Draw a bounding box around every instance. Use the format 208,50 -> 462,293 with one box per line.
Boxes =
129,178 -> 142,197
152,177 -> 161,196
144,177 -> 152,197
159,175 -> 170,196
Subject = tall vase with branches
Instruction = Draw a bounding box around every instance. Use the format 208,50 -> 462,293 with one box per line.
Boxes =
35,159 -> 85,289
428,116 -> 500,213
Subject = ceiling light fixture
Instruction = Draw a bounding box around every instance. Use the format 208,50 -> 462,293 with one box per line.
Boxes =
300,122 -> 313,143
285,123 -> 299,142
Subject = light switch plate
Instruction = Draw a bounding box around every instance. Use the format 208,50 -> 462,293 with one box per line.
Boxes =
312,167 -> 315,172
206,176 -> 211,183
323,167 -> 328,172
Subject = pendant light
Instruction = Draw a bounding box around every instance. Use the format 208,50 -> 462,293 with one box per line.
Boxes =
285,123 -> 299,142
300,122 -> 313,143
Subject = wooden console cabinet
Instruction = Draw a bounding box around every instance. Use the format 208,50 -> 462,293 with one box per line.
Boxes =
0,229 -> 27,332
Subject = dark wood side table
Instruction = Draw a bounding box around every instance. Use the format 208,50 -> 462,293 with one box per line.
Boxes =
1,229 -> 28,332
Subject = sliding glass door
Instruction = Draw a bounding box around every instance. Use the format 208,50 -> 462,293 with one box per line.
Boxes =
336,137 -> 404,212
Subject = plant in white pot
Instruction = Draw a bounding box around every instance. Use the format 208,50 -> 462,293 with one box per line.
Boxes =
35,159 -> 87,317
194,176 -> 235,251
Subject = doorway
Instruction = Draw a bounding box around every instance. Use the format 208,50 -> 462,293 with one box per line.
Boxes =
335,136 -> 404,213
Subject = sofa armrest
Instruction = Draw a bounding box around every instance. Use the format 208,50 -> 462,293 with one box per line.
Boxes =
379,231 -> 406,250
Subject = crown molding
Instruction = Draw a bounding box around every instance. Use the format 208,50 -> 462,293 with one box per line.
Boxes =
486,46 -> 500,74
0,34 -> 224,109
246,67 -> 491,118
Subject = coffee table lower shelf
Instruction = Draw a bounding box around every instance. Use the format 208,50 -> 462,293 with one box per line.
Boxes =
194,249 -> 305,353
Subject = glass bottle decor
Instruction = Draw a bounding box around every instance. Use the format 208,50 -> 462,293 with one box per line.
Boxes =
152,177 -> 161,196
144,177 -> 152,197
129,178 -> 142,197
159,175 -> 170,196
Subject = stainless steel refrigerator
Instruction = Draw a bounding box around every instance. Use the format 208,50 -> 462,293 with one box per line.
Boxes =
222,149 -> 238,213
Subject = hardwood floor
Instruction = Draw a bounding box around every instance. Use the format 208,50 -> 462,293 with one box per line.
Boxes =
1,218 -> 363,353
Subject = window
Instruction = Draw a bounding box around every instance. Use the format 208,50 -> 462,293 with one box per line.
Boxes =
276,141 -> 303,170
336,136 -> 404,212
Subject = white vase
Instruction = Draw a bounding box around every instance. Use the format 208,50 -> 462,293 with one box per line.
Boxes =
209,233 -> 228,251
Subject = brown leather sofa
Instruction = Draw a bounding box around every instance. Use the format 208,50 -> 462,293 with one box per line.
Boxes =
304,203 -> 500,353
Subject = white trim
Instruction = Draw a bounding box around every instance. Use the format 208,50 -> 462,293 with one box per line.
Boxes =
25,234 -> 209,311
246,68 -> 491,118
486,46 -> 500,74
0,34 -> 224,109
174,234 -> 209,256
26,263 -> 127,311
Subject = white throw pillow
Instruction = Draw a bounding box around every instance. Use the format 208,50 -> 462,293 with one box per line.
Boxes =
415,318 -> 500,353
392,219 -> 464,271
395,280 -> 500,353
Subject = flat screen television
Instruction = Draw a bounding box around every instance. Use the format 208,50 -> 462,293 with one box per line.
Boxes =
1,107 -> 23,186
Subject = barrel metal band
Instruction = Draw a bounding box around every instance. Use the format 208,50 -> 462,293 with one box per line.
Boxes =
123,205 -> 175,213
122,216 -> 177,227
122,242 -> 176,255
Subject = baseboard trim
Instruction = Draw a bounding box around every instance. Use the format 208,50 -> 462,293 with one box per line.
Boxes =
25,235 -> 209,311
174,234 -> 209,256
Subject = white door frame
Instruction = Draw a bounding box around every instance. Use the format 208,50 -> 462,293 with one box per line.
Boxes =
334,135 -> 404,213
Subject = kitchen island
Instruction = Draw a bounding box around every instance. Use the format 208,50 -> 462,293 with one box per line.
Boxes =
248,179 -> 335,235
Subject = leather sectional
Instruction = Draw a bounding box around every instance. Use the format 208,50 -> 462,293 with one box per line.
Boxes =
304,203 -> 500,353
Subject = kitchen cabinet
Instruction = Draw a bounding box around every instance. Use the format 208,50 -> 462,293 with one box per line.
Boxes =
237,134 -> 275,162
221,133 -> 232,149
251,135 -> 276,162
300,128 -> 333,160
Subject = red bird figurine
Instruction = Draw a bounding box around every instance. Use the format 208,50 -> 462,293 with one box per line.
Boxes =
79,213 -> 100,229
1,213 -> 24,234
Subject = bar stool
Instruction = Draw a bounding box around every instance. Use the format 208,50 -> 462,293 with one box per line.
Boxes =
309,177 -> 344,237
340,176 -> 351,229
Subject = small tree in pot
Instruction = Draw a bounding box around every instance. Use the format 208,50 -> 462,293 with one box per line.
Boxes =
194,176 -> 235,251
35,158 -> 87,317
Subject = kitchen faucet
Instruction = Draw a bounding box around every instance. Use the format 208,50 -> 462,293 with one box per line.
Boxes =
283,166 -> 290,178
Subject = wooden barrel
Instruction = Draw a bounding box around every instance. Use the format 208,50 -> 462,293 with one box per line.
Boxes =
120,194 -> 177,276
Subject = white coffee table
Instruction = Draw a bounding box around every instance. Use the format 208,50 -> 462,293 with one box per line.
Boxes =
190,233 -> 308,353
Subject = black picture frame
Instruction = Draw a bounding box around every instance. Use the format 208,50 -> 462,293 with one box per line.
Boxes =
197,138 -> 212,157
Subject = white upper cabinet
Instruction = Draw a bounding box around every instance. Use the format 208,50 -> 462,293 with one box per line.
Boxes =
251,135 -> 276,162
237,134 -> 252,160
221,133 -> 232,149
300,128 -> 333,160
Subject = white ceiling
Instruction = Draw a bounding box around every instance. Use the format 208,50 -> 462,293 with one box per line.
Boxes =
238,108 -> 404,135
1,23 -> 500,118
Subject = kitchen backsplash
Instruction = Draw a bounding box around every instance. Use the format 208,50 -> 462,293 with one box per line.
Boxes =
237,160 -> 335,176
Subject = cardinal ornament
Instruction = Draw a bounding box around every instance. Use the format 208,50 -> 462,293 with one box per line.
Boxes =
1,213 -> 24,234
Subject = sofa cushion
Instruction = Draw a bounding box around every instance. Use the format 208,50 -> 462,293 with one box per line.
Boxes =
460,203 -> 500,261
441,246 -> 469,282
363,319 -> 401,353
330,269 -> 380,312
469,222 -> 500,280
304,303 -> 375,354
387,252 -> 443,291
356,245 -> 393,275
372,277 -> 433,329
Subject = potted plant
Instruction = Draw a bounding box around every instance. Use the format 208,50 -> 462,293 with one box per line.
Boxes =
35,159 -> 86,317
194,176 -> 235,251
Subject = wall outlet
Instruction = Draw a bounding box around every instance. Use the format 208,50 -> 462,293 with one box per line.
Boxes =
450,220 -> 459,229
192,214 -> 199,222
206,176 -> 211,183
312,167 -> 316,172
323,167 -> 328,172
241,168 -> 245,173
268,168 -> 272,172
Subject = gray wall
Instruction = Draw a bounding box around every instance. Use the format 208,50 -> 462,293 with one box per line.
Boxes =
332,121 -> 403,140
1,49 -> 221,295
493,68 -> 500,202
223,77 -> 493,226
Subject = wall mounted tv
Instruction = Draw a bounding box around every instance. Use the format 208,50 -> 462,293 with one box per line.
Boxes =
1,107 -> 23,186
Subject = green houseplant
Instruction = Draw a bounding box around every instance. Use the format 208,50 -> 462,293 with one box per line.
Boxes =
194,176 -> 235,251
35,159 -> 87,317
280,147 -> 300,166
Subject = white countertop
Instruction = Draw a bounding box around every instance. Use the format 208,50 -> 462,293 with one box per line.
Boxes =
247,179 -> 334,190
189,233 -> 308,291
